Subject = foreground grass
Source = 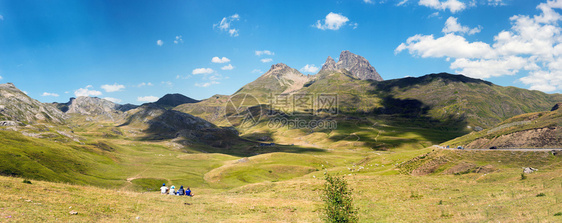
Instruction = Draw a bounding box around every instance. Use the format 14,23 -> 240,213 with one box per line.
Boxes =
2,158 -> 561,222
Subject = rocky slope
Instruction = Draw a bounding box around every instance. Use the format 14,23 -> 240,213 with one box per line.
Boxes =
446,103 -> 562,148
235,63 -> 309,100
0,83 -> 66,125
57,96 -> 136,122
319,50 -> 383,81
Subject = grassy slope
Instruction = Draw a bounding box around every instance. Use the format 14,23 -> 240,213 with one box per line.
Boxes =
1,148 -> 561,222
373,73 -> 560,128
446,106 -> 562,148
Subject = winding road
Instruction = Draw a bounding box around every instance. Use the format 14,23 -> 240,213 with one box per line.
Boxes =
434,145 -> 561,152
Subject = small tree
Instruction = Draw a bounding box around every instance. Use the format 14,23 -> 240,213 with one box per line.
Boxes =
323,173 -> 358,223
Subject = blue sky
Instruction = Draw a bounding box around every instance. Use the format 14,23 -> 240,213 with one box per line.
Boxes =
0,0 -> 559,104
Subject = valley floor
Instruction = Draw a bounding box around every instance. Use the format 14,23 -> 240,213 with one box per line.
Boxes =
1,148 -> 561,222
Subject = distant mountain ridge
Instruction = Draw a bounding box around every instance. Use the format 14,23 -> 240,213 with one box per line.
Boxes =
154,93 -> 199,109
0,83 -> 66,125
320,50 -> 383,81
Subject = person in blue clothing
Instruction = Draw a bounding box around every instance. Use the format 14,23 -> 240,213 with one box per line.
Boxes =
176,185 -> 185,196
185,187 -> 194,197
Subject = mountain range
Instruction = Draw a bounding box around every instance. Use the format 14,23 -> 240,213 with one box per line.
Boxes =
1,50 -> 561,180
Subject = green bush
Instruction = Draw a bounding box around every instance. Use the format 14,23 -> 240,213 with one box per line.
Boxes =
22,179 -> 32,184
323,173 -> 358,223
536,193 -> 546,197
554,212 -> 562,216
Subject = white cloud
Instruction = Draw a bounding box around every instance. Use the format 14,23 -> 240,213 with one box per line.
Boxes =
0,15 -> 3,21
103,97 -> 122,103
314,12 -> 351,31
192,68 -> 214,75
214,14 -> 240,37
428,12 -> 440,18
101,83 -> 125,92
261,58 -> 273,63
488,0 -> 506,6
0,75 -> 2,80
442,17 -> 482,35
161,81 -> 173,88
397,0 -> 562,92
74,85 -> 102,97
212,56 -> 231,63
364,0 -> 373,4
255,50 -> 274,56
450,56 -> 529,78
137,82 -> 153,87
195,81 -> 220,87
137,96 -> 159,102
418,0 -> 466,13
395,33 -> 495,58
300,64 -> 320,73
398,0 -> 409,6
221,64 -> 234,70
174,35 -> 183,44
252,69 -> 263,73
41,92 -> 59,97
156,40 -> 163,46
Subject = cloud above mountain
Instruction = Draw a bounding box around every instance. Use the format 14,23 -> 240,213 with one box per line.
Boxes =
101,83 -> 125,92
397,0 -> 562,92
212,57 -> 230,63
314,12 -> 352,30
75,85 -> 102,97
214,14 -> 240,37
192,68 -> 214,75
137,96 -> 159,102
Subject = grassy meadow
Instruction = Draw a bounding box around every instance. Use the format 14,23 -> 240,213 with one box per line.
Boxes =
1,148 -> 561,222
1,112 -> 562,222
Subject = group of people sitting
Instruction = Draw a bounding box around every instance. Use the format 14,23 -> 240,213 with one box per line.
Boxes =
160,183 -> 193,196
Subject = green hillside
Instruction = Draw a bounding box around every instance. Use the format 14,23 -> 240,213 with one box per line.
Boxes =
446,103 -> 562,149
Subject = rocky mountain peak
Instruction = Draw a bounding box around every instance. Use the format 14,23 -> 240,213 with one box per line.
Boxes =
336,50 -> 383,81
64,96 -> 135,121
321,56 -> 337,71
268,63 -> 290,72
319,51 -> 383,81
0,83 -> 66,124
0,83 -> 17,90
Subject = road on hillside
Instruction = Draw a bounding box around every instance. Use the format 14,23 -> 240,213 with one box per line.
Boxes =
433,145 -> 562,152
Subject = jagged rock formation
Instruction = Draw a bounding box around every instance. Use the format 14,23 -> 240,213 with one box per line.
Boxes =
321,56 -> 337,71
154,93 -> 199,109
0,83 -> 66,124
62,97 -> 136,121
320,50 -> 383,81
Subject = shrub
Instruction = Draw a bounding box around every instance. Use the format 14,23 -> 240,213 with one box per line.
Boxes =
554,212 -> 562,216
22,179 -> 32,184
536,193 -> 546,197
520,173 -> 527,180
323,173 -> 358,223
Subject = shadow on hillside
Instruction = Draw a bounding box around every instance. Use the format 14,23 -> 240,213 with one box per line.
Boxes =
371,72 -> 493,92
309,94 -> 469,150
119,107 -> 324,156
